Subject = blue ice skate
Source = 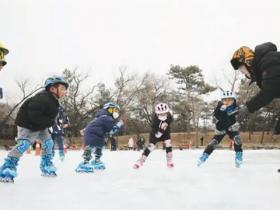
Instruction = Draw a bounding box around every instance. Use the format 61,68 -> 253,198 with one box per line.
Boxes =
91,160 -> 106,170
197,153 -> 209,167
76,161 -> 94,173
0,157 -> 19,183
235,151 -> 243,168
40,156 -> 57,177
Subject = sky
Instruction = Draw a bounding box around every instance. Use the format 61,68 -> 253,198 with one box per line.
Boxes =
1,0 -> 280,102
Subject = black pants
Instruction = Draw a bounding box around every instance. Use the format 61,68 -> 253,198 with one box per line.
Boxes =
204,130 -> 242,155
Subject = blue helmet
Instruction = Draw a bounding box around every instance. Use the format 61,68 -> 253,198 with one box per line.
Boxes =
44,76 -> 69,90
103,102 -> 120,110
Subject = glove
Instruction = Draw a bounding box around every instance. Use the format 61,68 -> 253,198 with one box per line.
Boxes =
220,105 -> 227,111
155,131 -> 163,138
160,122 -> 168,130
237,105 -> 250,121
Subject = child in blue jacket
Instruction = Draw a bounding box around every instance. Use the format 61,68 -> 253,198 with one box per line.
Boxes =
76,102 -> 123,173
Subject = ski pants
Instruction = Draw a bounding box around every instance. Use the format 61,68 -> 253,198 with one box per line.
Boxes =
204,129 -> 242,155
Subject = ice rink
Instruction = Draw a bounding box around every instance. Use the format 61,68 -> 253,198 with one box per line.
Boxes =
0,149 -> 279,210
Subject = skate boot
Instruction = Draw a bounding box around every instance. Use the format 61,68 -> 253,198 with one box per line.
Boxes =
133,155 -> 147,169
0,157 -> 19,183
235,151 -> 243,168
91,159 -> 106,170
166,152 -> 174,168
40,156 -> 57,177
76,161 -> 94,173
197,153 -> 209,167
59,149 -> 65,161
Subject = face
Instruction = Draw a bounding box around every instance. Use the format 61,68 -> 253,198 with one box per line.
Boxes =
157,113 -> 167,121
50,84 -> 67,99
222,98 -> 234,106
238,65 -> 251,79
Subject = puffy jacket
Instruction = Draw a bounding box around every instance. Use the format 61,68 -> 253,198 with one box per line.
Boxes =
15,90 -> 60,131
83,109 -> 116,147
246,42 -> 280,113
213,101 -> 239,131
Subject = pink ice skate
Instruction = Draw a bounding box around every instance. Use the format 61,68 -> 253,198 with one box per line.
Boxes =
166,152 -> 174,168
133,156 -> 146,169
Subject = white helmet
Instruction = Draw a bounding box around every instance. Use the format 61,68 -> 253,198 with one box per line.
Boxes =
221,90 -> 236,100
155,103 -> 170,114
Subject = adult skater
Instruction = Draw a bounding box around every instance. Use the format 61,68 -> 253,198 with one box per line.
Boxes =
231,42 -> 280,171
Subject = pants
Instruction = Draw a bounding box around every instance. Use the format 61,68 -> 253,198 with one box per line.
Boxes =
51,134 -> 64,150
204,129 -> 242,155
8,126 -> 52,158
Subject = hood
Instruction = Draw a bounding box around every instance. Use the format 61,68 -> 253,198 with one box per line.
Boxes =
254,42 -> 277,65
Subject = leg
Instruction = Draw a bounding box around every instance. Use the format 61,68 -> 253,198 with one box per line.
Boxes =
76,145 -> 94,173
0,126 -> 36,182
133,142 -> 156,169
164,139 -> 174,168
40,138 -> 57,176
197,130 -> 225,166
91,147 -> 106,170
56,135 -> 65,161
229,130 -> 243,168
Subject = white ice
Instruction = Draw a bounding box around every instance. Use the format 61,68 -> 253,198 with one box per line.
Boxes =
0,149 -> 279,210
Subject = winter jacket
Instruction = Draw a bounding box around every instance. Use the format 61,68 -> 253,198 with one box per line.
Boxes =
149,112 -> 173,141
15,90 -> 60,131
246,42 -> 280,113
213,101 -> 239,131
83,109 -> 117,147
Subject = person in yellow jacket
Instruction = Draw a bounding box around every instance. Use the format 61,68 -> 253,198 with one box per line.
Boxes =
0,42 -> 9,71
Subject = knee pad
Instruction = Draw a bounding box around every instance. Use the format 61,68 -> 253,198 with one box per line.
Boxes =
233,135 -> 242,145
164,139 -> 172,147
16,139 -> 31,154
42,139 -> 54,155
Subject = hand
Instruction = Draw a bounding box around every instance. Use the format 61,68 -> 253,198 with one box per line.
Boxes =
63,124 -> 69,128
80,129 -> 85,136
237,105 -> 250,121
160,122 -> 168,130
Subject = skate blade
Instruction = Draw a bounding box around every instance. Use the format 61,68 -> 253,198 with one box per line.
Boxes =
75,168 -> 94,173
133,164 -> 140,169
41,172 -> 57,177
167,164 -> 174,168
0,177 -> 14,183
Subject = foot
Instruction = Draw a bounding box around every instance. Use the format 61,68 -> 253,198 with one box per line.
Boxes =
133,156 -> 146,169
91,160 -> 106,170
235,152 -> 243,168
197,153 -> 209,167
76,162 -> 94,173
166,152 -> 174,168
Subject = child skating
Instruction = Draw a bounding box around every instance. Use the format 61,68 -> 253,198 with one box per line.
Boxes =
197,90 -> 243,168
133,103 -> 174,169
0,76 -> 68,182
76,102 -> 123,173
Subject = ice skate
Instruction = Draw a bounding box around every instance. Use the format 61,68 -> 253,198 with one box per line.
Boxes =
235,151 -> 243,168
91,159 -> 106,170
197,153 -> 209,167
166,152 -> 174,168
40,156 -> 57,177
0,157 -> 19,183
133,156 -> 146,169
76,161 -> 94,173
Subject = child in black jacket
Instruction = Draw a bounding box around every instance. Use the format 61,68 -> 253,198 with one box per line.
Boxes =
197,90 -> 243,168
133,103 -> 174,169
0,76 -> 68,182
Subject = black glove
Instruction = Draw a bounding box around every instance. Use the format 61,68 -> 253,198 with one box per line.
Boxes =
237,105 -> 250,122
